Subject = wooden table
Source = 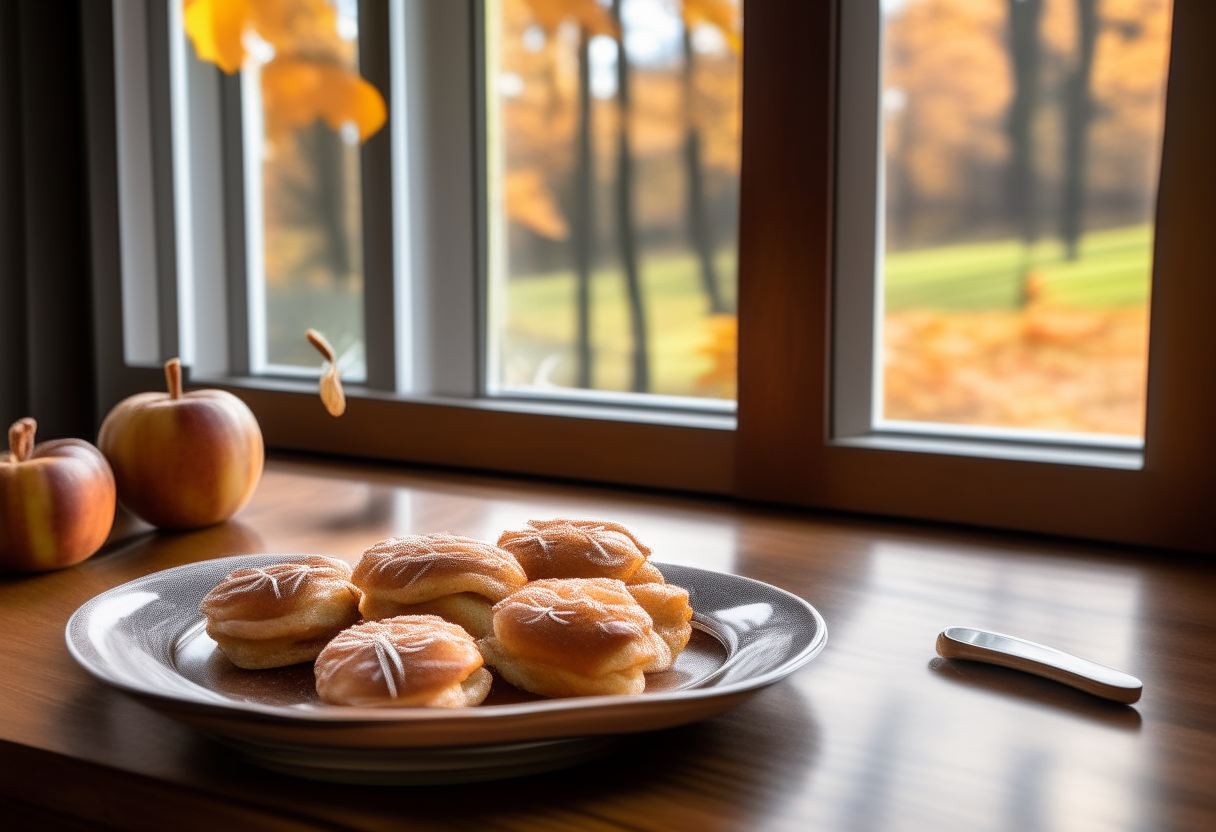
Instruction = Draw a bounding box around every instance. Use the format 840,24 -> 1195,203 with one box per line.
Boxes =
1,455 -> 1213,831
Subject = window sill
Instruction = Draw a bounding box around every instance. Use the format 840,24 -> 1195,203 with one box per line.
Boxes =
201,375 -> 737,432
832,431 -> 1143,471
193,374 -> 737,495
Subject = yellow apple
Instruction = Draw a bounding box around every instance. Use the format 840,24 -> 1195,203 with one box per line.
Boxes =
0,418 -> 117,572
98,358 -> 264,530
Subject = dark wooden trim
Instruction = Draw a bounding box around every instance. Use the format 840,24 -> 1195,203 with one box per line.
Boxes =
0,1 -> 28,428
735,0 -> 837,502
358,0 -> 397,392
735,0 -> 1215,554
145,0 -> 181,361
215,383 -> 736,496
13,0 -> 97,439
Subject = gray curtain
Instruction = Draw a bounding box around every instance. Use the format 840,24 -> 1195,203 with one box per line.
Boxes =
0,1 -> 97,440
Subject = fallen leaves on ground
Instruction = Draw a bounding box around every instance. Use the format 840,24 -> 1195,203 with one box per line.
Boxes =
884,304 -> 1148,435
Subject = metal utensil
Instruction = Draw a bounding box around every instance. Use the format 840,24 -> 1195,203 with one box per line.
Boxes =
936,626 -> 1142,704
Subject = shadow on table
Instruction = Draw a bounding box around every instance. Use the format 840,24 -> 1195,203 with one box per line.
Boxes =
205,678 -> 822,830
928,657 -> 1142,731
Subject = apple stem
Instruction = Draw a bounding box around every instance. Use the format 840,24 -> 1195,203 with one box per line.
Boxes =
165,358 -> 183,400
7,417 -> 36,463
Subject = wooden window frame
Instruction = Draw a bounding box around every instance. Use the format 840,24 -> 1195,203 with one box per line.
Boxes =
81,1 -> 1215,553
735,0 -> 1216,554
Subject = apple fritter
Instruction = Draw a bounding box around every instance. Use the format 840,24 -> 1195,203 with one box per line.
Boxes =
201,556 -> 362,669
497,519 -> 664,585
351,533 -> 527,637
478,578 -> 670,697
314,615 -> 491,707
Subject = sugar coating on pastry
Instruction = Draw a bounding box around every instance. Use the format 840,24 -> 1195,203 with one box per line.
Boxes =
314,615 -> 491,707
497,519 -> 663,584
201,556 -> 362,669
351,534 -> 527,637
627,582 -> 693,671
478,578 -> 670,697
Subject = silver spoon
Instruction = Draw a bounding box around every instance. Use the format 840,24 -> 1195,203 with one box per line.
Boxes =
936,626 -> 1143,704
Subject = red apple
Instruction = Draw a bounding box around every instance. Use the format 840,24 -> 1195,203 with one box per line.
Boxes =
0,418 -> 117,572
98,358 -> 264,530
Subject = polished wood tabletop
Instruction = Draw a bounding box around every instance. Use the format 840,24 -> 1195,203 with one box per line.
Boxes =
1,455 -> 1213,831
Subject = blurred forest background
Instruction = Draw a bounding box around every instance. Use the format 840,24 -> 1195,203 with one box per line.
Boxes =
880,0 -> 1172,435
221,0 -> 1171,434
253,0 -> 369,376
493,0 -> 741,399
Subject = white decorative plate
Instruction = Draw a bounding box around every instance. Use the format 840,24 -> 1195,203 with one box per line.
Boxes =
67,555 -> 826,784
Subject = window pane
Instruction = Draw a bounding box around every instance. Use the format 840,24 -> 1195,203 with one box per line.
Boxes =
486,0 -> 742,402
244,0 -> 367,380
880,0 -> 1171,437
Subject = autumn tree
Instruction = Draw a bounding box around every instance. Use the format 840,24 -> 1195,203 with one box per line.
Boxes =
1059,0 -> 1097,259
612,0 -> 648,393
883,1 -> 1010,248
680,0 -> 740,316
1005,0 -> 1044,306
184,0 -> 385,293
515,0 -> 617,389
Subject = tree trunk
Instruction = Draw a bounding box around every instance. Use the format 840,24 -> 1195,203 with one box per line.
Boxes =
682,26 -> 726,314
1005,0 -> 1042,304
1060,0 -> 1097,260
574,27 -> 594,388
307,122 -> 352,283
612,0 -> 649,393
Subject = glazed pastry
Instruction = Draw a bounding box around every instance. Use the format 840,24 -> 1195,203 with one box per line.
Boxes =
351,533 -> 527,638
497,519 -> 664,585
478,578 -> 670,697
200,556 -> 362,670
627,582 -> 693,671
314,615 -> 492,707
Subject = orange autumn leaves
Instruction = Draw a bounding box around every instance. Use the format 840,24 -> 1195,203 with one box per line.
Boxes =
517,0 -> 617,37
682,0 -> 740,54
504,0 -> 618,241
695,303 -> 1148,432
506,0 -> 740,241
183,0 -> 385,142
883,304 -> 1148,436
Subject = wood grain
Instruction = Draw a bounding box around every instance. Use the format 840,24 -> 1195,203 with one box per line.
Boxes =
1,455 -> 1214,831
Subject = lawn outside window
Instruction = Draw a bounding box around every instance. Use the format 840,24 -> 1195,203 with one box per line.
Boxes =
83,0 -> 1216,554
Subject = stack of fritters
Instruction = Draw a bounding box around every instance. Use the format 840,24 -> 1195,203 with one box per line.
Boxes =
199,518 -> 694,706
200,555 -> 362,670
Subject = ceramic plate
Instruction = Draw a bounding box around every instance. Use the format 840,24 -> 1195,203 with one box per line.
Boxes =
66,554 -> 826,784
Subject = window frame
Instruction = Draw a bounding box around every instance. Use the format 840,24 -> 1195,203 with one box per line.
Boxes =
734,0 -> 1215,553
81,0 -> 1216,553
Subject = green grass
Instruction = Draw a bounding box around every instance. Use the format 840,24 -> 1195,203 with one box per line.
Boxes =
260,224 -> 1151,395
884,224 -> 1154,310
501,224 -> 1153,396
502,251 -> 736,397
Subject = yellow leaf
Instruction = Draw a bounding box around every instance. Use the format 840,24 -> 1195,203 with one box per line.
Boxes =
183,0 -> 252,74
261,57 -> 387,142
184,0 -> 386,143
696,313 -> 737,398
683,0 -> 741,54
249,0 -> 339,56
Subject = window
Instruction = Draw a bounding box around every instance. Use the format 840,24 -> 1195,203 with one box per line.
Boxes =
735,0 -> 1214,553
834,0 -> 1172,470
484,0 -> 742,408
83,0 -> 1215,554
